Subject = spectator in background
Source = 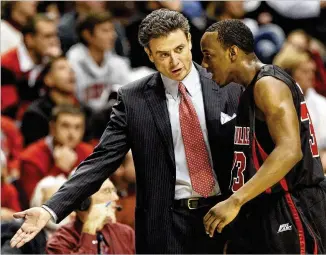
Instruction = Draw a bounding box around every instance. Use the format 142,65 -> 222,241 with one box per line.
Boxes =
67,12 -> 132,112
1,115 -> 23,180
285,29 -> 326,97
58,1 -> 127,56
46,178 -> 135,254
19,105 -> 92,206
1,14 -> 61,120
20,56 -> 92,146
274,45 -> 326,173
111,151 -> 136,229
1,150 -> 21,222
1,1 -> 37,53
1,175 -> 71,254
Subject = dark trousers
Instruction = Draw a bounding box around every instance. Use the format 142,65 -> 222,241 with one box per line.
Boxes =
170,205 -> 227,254
227,181 -> 326,254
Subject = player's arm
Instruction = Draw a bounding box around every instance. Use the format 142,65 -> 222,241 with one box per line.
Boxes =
231,76 -> 302,205
204,77 -> 303,236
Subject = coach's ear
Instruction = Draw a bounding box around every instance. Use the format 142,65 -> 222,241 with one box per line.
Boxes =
144,47 -> 154,63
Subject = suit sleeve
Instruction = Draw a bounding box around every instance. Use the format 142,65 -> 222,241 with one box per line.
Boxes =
44,89 -> 130,222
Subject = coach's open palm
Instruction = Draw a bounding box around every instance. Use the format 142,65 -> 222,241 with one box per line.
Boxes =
204,198 -> 241,237
10,207 -> 52,248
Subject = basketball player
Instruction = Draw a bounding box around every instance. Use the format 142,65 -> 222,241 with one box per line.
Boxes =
201,19 -> 326,253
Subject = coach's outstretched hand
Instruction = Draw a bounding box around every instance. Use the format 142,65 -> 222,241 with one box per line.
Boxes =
204,197 -> 241,237
10,207 -> 52,248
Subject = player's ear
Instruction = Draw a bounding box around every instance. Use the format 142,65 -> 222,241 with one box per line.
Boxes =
229,45 -> 239,62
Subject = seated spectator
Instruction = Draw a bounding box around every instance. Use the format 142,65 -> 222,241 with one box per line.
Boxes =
1,1 -> 37,53
46,178 -> 135,254
1,115 -> 23,180
1,14 -> 61,120
20,56 -> 93,146
111,151 -> 136,229
19,105 -> 93,205
286,29 -> 326,97
1,150 -> 21,222
274,45 -> 326,172
67,12 -> 133,112
1,175 -> 72,254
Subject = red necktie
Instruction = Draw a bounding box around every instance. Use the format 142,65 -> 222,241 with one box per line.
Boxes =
178,82 -> 215,197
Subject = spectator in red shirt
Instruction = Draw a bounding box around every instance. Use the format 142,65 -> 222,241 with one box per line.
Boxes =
20,56 -> 93,146
19,105 -> 93,206
1,14 -> 61,120
1,115 -> 23,180
46,178 -> 135,254
1,150 -> 21,221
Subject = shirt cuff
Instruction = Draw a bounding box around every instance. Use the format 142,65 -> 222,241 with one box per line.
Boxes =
42,205 -> 58,223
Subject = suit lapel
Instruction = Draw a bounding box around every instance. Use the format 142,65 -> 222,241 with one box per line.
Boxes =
144,73 -> 176,170
195,63 -> 222,147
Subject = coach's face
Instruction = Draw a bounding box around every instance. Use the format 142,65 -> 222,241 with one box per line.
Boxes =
145,29 -> 192,81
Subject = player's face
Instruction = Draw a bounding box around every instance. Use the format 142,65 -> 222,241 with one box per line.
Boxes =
48,58 -> 75,93
92,21 -> 116,51
53,114 -> 85,149
201,32 -> 232,86
145,29 -> 193,81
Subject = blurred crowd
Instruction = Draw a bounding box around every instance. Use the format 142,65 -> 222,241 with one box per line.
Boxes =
1,1 -> 326,254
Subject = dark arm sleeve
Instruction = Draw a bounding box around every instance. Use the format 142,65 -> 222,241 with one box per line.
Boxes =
44,89 -> 130,222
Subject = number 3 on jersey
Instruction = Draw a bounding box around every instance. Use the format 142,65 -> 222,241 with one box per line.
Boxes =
231,152 -> 246,192
301,101 -> 319,157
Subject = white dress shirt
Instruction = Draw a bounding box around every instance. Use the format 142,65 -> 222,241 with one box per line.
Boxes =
161,63 -> 221,200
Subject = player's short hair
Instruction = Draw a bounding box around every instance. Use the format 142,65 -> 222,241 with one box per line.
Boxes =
138,8 -> 190,49
51,105 -> 85,122
206,19 -> 254,54
77,12 -> 113,46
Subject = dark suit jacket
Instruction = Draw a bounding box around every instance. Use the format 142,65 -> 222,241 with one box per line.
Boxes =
44,63 -> 242,253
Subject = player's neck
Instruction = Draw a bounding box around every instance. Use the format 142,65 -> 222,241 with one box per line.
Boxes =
241,57 -> 264,88
88,46 -> 105,66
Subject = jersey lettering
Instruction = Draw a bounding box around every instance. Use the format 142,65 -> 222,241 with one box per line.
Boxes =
300,101 -> 319,157
234,126 -> 250,145
231,151 -> 247,192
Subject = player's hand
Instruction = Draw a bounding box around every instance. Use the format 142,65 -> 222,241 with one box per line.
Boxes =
204,197 -> 241,237
10,207 -> 52,248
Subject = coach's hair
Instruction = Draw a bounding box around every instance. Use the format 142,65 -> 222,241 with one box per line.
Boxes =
206,19 -> 254,54
138,8 -> 190,49
51,105 -> 85,122
77,12 -> 113,46
22,13 -> 54,37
